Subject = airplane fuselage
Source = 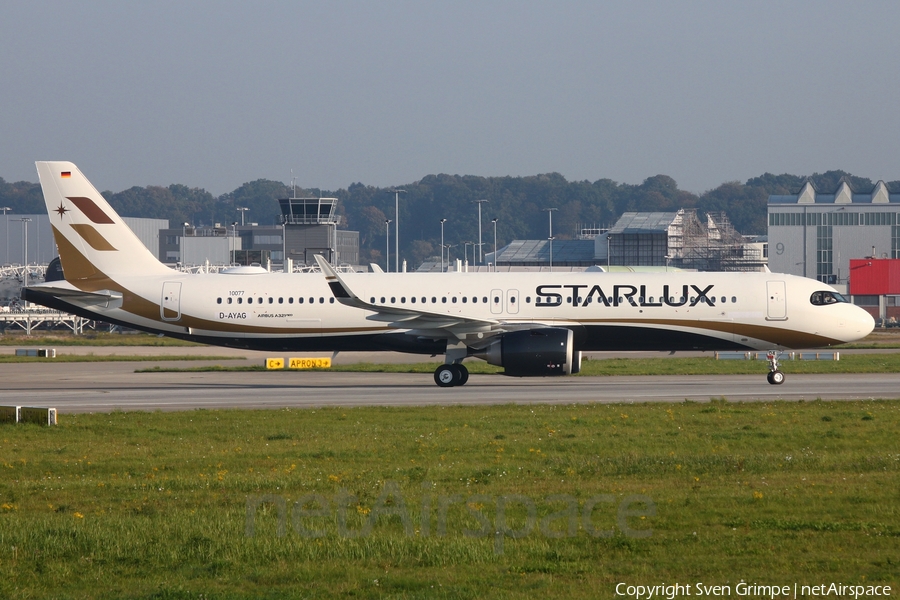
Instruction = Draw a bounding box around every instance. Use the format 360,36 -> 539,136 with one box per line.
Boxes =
30,269 -> 872,354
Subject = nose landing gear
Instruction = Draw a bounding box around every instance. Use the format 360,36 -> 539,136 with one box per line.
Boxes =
766,351 -> 785,385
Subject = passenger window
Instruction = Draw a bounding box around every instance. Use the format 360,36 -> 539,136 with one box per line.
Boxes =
329,298 -> 334,304
288,297 -> 294,304
237,297 -> 243,304
268,297 -> 274,304
442,297 -> 447,303
217,298 -> 222,304
452,297 -> 457,303
721,296 -> 726,303
278,297 -> 283,304
731,296 -> 737,303
494,296 -> 500,303
391,297 -> 396,303
525,297 -> 531,303
510,297 -> 516,303
319,298 -> 325,304
299,297 -> 304,304
381,297 -> 386,303
410,297 -> 416,303
370,297 -> 375,303
401,297 -> 406,303
482,297 -> 487,303
462,297 -> 467,303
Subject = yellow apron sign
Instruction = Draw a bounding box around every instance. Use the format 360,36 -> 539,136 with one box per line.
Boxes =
266,357 -> 331,369
288,357 -> 332,369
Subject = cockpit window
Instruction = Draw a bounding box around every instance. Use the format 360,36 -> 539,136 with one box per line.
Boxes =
810,291 -> 847,305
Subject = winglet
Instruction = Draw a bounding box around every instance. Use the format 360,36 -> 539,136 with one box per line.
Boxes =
314,255 -> 354,300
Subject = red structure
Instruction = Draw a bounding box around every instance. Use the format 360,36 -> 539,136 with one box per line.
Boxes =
849,259 -> 900,321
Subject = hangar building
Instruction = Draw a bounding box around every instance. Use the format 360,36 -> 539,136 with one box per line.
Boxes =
767,180 -> 900,285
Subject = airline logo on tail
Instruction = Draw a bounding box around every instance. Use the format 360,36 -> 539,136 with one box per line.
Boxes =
55,195 -> 119,251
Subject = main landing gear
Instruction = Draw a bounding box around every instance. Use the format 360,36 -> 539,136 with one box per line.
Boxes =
434,341 -> 470,387
434,363 -> 469,387
766,351 -> 785,385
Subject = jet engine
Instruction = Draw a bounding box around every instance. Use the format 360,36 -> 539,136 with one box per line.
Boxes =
475,327 -> 581,377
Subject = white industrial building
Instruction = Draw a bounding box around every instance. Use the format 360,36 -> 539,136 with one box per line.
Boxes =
767,180 -> 900,286
1,213 -> 166,266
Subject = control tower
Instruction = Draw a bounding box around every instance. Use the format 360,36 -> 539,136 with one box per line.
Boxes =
279,196 -> 357,266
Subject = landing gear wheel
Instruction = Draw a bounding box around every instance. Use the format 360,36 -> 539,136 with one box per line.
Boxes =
765,351 -> 785,385
434,364 -> 459,387
456,364 -> 469,386
767,370 -> 785,385
434,363 -> 469,387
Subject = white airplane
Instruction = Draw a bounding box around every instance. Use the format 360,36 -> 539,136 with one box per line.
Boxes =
24,161 -> 875,387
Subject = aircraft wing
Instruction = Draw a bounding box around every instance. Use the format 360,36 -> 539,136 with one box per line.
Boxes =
314,255 -> 500,334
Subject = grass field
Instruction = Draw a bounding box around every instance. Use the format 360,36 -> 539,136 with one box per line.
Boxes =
0,333 -> 201,347
1,401 -> 897,599
0,354 -> 243,364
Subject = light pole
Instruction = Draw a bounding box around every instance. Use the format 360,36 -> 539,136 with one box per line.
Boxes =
444,244 -> 456,270
439,218 -> 447,272
182,222 -> 190,264
543,208 -> 557,272
384,219 -> 392,272
19,218 -> 32,291
387,189 -> 406,273
491,218 -> 499,272
474,199 -> 488,264
231,222 -> 238,265
2,207 -> 10,264
237,207 -> 249,226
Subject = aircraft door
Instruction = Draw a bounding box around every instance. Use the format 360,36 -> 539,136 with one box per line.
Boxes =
491,289 -> 503,315
766,281 -> 787,321
161,281 -> 182,321
506,289 -> 519,314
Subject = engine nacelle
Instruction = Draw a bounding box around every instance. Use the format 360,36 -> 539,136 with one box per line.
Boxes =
475,327 -> 575,377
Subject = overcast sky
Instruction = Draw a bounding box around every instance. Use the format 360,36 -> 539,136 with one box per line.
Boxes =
2,1 -> 899,196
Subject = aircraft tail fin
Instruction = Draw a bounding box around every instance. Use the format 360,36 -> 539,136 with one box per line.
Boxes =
35,161 -> 172,285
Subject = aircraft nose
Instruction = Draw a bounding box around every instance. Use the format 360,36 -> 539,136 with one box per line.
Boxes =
847,305 -> 875,341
